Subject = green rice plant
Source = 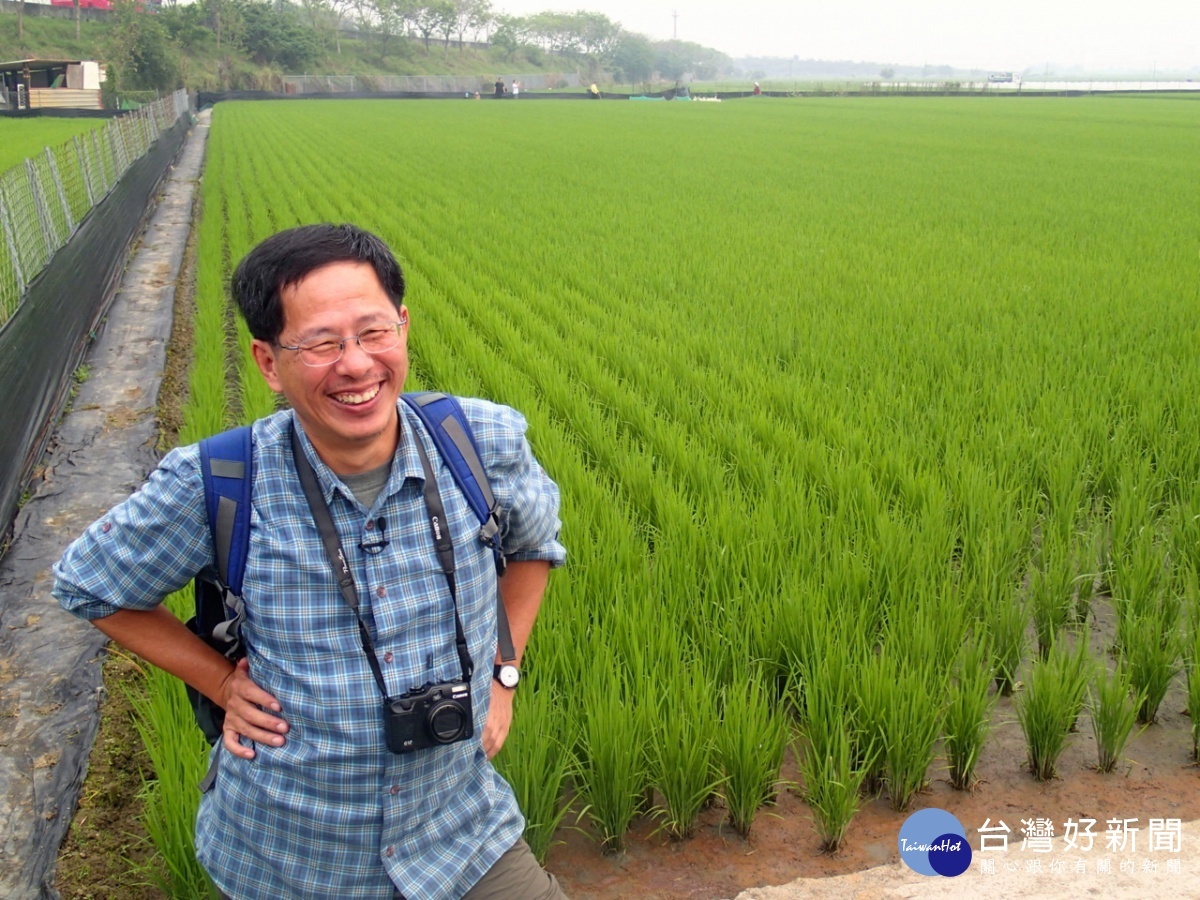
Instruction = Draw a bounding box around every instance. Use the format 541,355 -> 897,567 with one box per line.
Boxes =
1187,622 -> 1200,760
129,592 -> 220,899
1123,609 -> 1182,725
944,636 -> 997,790
649,663 -> 724,841
848,648 -> 890,796
1088,663 -> 1143,773
880,658 -> 946,810
796,657 -> 866,853
574,661 -> 650,854
1029,532 -> 1077,659
1016,637 -> 1092,781
492,678 -> 574,864
974,558 -> 1028,697
714,676 -> 791,839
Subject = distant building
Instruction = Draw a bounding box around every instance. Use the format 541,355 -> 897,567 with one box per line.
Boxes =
0,59 -> 105,110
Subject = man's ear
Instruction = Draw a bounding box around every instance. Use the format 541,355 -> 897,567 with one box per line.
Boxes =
251,339 -> 284,393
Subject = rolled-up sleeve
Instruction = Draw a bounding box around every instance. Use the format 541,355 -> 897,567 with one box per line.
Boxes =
462,399 -> 566,568
53,444 -> 214,620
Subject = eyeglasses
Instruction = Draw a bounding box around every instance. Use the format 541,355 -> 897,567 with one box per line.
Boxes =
277,315 -> 407,367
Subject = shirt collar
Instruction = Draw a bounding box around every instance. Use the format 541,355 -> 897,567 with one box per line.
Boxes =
288,402 -> 429,508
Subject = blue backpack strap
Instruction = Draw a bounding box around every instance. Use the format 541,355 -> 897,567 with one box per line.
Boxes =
198,424 -> 254,619
402,393 -> 506,575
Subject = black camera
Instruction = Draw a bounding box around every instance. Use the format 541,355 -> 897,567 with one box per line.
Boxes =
384,679 -> 474,754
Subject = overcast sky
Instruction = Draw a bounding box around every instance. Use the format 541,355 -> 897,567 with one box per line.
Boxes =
494,0 -> 1199,72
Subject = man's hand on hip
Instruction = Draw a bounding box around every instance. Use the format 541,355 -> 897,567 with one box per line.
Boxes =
221,657 -> 289,758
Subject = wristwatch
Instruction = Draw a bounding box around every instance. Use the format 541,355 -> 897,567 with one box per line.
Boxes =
493,663 -> 520,689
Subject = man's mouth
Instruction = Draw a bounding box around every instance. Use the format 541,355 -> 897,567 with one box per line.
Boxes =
331,383 -> 381,406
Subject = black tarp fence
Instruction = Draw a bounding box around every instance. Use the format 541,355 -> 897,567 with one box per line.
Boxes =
0,114 -> 190,542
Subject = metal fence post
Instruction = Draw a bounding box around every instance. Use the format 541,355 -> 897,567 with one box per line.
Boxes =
44,147 -> 75,237
24,159 -> 54,270
74,135 -> 96,208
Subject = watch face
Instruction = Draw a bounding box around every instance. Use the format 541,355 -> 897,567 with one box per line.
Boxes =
498,665 -> 520,688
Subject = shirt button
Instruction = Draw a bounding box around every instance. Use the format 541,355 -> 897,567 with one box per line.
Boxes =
376,586 -> 386,598
385,846 -> 394,857
365,519 -> 375,530
390,785 -> 400,795
383,651 -> 394,663
101,522 -> 112,533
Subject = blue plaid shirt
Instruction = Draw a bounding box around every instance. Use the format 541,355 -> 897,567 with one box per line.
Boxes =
54,398 -> 566,900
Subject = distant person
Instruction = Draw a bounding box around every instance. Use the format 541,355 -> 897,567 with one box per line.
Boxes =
494,77 -> 505,98
512,80 -> 520,99
474,91 -> 481,100
753,82 -> 762,95
588,82 -> 600,100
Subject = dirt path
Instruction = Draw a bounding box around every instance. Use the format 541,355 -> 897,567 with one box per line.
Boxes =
0,109 -> 211,900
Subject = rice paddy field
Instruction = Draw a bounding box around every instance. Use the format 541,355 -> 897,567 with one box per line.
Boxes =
137,95 -> 1200,894
0,116 -> 107,174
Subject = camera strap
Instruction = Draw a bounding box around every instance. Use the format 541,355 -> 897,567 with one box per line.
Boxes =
290,422 -> 475,701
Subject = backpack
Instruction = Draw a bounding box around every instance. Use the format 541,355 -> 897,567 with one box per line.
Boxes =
185,392 -> 507,745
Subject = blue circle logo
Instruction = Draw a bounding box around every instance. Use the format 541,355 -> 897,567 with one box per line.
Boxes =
898,808 -> 972,877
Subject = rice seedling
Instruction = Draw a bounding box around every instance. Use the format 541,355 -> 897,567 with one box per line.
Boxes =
649,662 -> 724,841
1029,532 -> 1077,659
129,591 -> 220,899
574,662 -> 651,854
1017,636 -> 1093,781
796,656 -> 866,853
944,636 -> 997,790
715,676 -> 791,839
1123,608 -> 1182,725
492,678 -> 575,864
1088,663 -> 1143,773
880,658 -> 946,810
1187,622 -> 1200,760
849,649 -> 890,797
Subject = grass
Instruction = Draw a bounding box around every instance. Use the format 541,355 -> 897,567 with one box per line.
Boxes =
0,118 -> 108,176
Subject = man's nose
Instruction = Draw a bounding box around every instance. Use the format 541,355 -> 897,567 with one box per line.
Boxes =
336,337 -> 375,373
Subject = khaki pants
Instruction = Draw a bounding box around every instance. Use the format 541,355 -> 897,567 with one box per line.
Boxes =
218,838 -> 566,899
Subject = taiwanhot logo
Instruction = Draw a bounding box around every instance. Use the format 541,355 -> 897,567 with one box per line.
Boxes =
897,808 -> 972,877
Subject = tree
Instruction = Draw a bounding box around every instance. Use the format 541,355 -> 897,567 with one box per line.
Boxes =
880,67 -> 895,80
488,14 -> 525,59
612,31 -> 654,87
239,1 -> 322,70
412,0 -> 454,52
354,0 -> 416,64
105,0 -> 182,92
451,0 -> 490,51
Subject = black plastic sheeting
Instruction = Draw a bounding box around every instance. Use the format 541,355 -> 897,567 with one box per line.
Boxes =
0,117 -> 188,898
0,109 -> 124,119
0,116 -> 189,543
197,89 -> 611,106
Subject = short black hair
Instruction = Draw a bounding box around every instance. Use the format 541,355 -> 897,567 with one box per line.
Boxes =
230,223 -> 406,343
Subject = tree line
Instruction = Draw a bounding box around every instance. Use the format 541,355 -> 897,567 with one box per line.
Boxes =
95,0 -> 732,92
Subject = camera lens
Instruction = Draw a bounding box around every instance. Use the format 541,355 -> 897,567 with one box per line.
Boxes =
428,700 -> 469,743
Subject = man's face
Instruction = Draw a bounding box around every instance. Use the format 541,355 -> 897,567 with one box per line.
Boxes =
251,261 -> 408,474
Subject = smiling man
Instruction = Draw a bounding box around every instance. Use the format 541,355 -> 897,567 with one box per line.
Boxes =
54,224 -> 567,899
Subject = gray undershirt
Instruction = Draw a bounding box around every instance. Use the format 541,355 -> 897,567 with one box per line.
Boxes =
340,460 -> 392,509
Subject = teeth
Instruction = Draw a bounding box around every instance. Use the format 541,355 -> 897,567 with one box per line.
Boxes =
333,384 -> 380,405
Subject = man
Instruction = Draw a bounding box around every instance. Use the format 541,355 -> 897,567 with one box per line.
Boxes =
54,224 -> 567,899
